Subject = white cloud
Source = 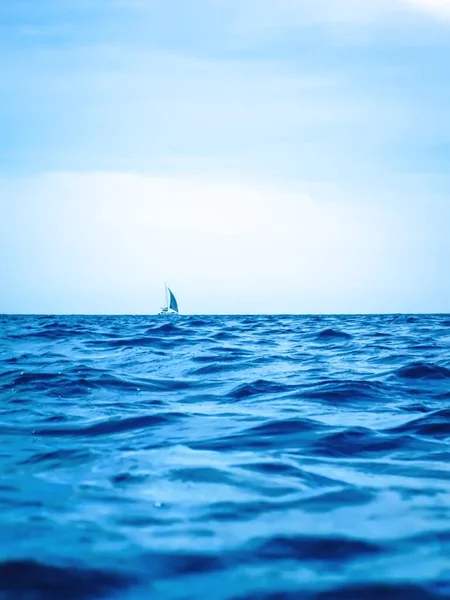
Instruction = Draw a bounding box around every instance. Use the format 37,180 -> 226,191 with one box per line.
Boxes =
224,0 -> 450,38
3,41 -> 431,188
1,171 -> 400,314
227,0 -> 392,42
401,0 -> 450,19
2,168 -> 449,314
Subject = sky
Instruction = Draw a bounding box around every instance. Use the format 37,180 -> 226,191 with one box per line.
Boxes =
1,0 -> 449,314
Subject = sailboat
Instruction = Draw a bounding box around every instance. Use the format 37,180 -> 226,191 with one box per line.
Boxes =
158,283 -> 179,315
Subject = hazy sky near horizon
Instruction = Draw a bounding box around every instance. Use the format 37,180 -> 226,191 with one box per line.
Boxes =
1,0 -> 449,314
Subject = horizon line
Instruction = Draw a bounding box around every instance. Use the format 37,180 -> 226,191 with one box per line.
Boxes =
1,312 -> 449,317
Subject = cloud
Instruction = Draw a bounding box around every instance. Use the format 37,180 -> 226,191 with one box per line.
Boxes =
226,0 -> 392,42
0,43 -> 343,177
1,168 -> 449,314
224,0 -> 450,40
4,40 -> 441,187
0,171 -> 369,241
1,0 -> 449,314
401,0 -> 450,20
1,170 -> 403,314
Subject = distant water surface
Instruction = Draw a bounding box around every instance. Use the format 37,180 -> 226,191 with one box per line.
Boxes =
0,314 -> 449,599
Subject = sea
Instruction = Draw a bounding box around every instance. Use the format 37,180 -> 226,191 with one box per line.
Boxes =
0,314 -> 449,599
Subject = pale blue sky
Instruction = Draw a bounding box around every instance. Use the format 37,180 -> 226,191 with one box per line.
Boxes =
1,0 -> 449,314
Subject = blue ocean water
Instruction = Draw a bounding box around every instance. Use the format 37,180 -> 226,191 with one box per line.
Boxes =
1,314 -> 449,599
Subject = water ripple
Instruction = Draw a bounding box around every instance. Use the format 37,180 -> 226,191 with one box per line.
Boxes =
1,314 -> 449,599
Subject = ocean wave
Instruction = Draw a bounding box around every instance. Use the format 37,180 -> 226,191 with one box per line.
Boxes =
315,328 -> 352,341
386,408 -> 450,438
33,411 -> 188,438
1,314 -> 449,599
0,560 -> 132,600
393,362 -> 450,380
